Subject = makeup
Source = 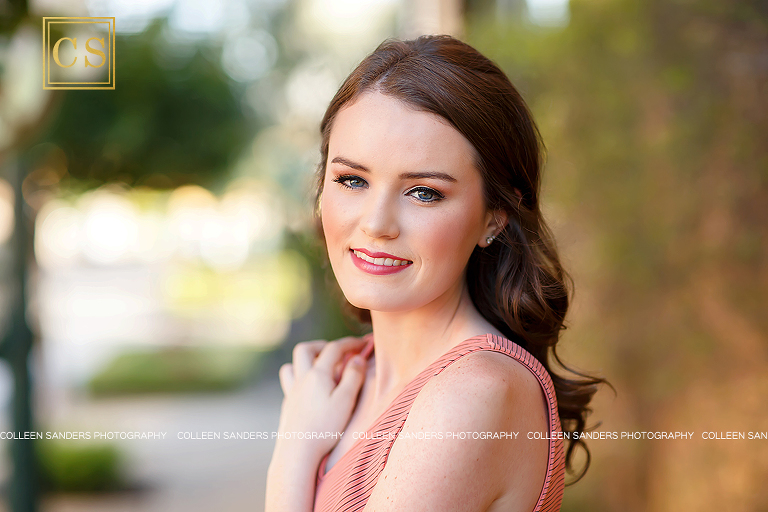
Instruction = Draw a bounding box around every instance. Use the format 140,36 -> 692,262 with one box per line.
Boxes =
349,248 -> 412,276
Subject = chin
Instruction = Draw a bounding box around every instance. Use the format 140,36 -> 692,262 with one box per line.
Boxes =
341,288 -> 412,314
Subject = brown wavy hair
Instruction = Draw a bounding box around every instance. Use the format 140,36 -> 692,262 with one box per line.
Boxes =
313,35 -> 607,483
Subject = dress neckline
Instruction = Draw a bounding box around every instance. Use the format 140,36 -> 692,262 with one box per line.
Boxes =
318,333 -> 493,481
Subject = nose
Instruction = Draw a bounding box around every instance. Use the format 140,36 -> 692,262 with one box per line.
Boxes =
360,190 -> 400,240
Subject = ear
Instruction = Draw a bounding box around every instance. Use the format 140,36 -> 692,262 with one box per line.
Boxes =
479,209 -> 508,247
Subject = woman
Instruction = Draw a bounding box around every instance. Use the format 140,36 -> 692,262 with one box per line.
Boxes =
266,35 -> 604,512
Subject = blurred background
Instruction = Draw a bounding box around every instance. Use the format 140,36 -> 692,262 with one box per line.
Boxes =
0,0 -> 766,510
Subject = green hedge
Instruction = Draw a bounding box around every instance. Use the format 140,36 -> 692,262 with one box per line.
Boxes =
88,346 -> 267,396
37,440 -> 123,493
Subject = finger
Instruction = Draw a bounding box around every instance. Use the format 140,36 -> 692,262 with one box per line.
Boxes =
333,346 -> 370,383
332,355 -> 366,400
314,336 -> 369,371
293,340 -> 327,375
278,363 -> 294,395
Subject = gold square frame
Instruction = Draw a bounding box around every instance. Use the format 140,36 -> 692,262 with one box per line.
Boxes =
43,17 -> 115,90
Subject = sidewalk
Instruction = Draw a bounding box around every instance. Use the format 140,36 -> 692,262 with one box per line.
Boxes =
4,376 -> 284,512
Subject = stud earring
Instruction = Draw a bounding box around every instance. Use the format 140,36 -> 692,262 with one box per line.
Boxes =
486,235 -> 496,245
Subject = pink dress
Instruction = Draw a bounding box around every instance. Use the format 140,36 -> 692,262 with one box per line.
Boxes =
314,333 -> 565,512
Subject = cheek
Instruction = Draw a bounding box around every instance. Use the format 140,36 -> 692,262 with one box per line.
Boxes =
320,188 -> 352,253
410,204 -> 483,267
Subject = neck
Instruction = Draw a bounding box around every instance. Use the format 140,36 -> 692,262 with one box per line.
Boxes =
367,281 -> 496,401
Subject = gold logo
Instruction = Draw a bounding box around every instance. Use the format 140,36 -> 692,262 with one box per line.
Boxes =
43,17 -> 115,90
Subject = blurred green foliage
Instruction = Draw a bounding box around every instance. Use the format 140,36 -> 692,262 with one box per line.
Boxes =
37,440 -> 123,493
467,0 -> 768,509
88,346 -> 265,396
33,18 -> 257,190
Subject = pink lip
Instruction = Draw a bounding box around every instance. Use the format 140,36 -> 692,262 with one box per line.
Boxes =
352,247 -> 409,260
349,248 -> 412,276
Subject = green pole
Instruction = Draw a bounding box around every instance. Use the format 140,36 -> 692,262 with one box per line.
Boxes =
0,157 -> 38,512
1,1 -> 38,507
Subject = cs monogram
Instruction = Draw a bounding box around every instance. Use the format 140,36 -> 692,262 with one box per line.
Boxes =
43,17 -> 115,90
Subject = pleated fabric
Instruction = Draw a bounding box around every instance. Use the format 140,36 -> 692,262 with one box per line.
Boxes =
314,333 -> 565,512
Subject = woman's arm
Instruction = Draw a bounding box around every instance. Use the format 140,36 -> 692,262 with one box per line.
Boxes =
266,442 -> 327,512
362,351 -> 549,512
265,337 -> 369,512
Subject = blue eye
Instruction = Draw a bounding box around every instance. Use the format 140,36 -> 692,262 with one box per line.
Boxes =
407,187 -> 444,203
332,175 -> 367,189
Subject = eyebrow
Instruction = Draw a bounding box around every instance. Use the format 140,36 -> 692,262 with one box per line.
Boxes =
330,156 -> 458,183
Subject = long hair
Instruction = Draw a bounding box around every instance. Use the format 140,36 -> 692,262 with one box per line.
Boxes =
314,35 -> 607,482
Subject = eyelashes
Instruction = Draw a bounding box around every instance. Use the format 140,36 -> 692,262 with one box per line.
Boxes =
407,186 -> 444,202
331,174 -> 445,203
332,174 -> 367,189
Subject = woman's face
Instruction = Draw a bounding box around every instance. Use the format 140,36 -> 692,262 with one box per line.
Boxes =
321,91 -> 500,314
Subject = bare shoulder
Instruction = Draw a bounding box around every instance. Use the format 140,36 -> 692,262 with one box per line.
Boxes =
416,350 -> 549,450
431,349 -> 547,410
362,349 -> 550,512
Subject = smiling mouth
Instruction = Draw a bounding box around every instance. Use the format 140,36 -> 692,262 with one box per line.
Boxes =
351,249 -> 412,267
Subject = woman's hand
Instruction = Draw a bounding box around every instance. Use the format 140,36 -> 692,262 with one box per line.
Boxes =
266,336 -> 368,512
275,336 -> 369,461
